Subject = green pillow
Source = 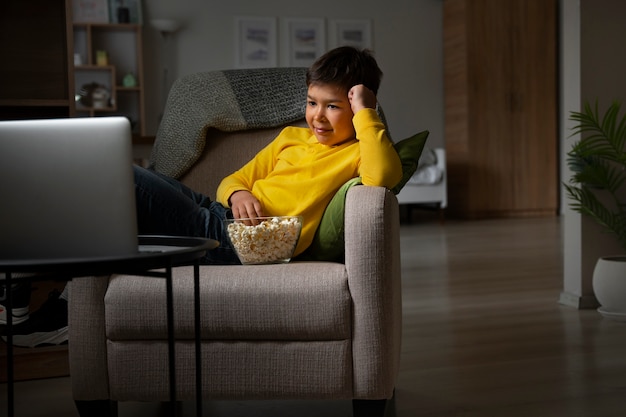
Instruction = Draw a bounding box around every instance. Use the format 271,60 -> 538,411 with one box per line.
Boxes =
391,130 -> 429,194
298,177 -> 362,262
297,131 -> 429,262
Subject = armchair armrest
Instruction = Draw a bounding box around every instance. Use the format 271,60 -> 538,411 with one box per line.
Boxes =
344,185 -> 402,399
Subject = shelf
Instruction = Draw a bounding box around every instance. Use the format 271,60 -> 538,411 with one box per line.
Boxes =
75,65 -> 115,70
73,22 -> 141,30
0,99 -> 71,107
75,106 -> 117,112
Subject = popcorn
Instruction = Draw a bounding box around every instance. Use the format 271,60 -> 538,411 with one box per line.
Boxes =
226,216 -> 302,264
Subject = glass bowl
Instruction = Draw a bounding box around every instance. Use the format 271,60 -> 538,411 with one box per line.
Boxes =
224,216 -> 302,265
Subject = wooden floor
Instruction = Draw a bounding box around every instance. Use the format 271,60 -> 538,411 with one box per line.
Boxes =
3,215 -> 626,416
395,215 -> 626,417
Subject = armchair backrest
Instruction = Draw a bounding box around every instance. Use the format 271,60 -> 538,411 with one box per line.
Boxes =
178,121 -> 306,199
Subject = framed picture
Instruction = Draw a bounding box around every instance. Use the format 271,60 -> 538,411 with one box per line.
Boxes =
234,17 -> 278,68
330,19 -> 373,50
73,0 -> 110,23
108,0 -> 143,24
284,18 -> 326,67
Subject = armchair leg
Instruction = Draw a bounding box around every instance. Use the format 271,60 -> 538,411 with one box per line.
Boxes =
352,399 -> 387,417
74,400 -> 118,417
352,390 -> 396,417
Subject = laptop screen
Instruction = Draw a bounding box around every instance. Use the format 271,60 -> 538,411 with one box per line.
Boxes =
0,117 -> 138,260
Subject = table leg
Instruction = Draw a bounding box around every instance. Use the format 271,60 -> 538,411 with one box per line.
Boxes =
5,271 -> 14,417
165,265 -> 177,416
194,261 -> 202,417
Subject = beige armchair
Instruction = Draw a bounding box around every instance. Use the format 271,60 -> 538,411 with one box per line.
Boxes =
68,68 -> 402,417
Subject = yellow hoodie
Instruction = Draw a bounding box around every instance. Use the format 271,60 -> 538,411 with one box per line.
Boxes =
217,108 -> 402,255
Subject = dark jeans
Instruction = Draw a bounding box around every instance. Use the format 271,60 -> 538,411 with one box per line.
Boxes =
133,165 -> 239,264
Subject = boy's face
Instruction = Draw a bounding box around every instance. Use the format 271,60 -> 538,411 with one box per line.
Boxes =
305,83 -> 355,147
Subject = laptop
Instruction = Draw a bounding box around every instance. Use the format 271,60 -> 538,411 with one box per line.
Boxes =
0,117 -> 139,260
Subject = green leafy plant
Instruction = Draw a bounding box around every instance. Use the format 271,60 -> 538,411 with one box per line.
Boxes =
565,101 -> 626,251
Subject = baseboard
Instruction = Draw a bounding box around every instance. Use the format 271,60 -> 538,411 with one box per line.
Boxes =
558,291 -> 599,309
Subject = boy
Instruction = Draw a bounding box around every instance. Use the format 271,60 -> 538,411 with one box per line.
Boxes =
135,46 -> 403,264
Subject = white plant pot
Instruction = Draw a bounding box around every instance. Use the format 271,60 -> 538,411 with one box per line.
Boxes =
593,256 -> 626,321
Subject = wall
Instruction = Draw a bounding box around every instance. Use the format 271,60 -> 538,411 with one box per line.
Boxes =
140,0 -> 444,148
560,0 -> 626,307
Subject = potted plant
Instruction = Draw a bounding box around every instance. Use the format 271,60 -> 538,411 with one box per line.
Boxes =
565,100 -> 626,319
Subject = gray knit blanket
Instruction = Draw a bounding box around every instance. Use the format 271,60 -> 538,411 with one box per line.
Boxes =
150,67 -> 308,178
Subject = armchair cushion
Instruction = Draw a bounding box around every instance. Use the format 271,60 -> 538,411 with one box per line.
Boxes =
391,130 -> 430,194
105,263 -> 352,341
298,177 -> 362,262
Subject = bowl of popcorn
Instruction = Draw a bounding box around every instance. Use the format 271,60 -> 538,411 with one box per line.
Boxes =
224,216 -> 303,265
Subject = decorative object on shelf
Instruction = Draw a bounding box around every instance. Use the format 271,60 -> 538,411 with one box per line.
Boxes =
565,101 -> 626,320
117,5 -> 130,23
92,86 -> 111,108
96,50 -> 108,66
74,53 -> 83,66
76,82 -> 111,109
123,72 -> 137,87
108,0 -> 143,24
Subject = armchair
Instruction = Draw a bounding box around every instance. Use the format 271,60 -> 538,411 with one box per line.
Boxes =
68,68 -> 402,417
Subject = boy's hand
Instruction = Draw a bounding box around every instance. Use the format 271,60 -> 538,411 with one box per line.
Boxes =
348,84 -> 377,114
229,190 -> 265,224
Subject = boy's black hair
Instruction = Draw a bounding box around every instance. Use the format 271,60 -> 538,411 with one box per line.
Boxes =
306,46 -> 383,95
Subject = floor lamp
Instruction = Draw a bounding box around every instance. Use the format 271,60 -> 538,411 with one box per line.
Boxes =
151,19 -> 182,124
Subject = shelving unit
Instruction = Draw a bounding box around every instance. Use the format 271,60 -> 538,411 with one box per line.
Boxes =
0,0 -> 74,120
72,23 -> 146,136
